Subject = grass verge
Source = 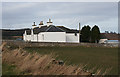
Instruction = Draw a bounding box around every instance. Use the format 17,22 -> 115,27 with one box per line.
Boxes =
24,46 -> 118,75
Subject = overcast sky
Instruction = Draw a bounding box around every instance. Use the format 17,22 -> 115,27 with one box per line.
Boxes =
2,2 -> 118,33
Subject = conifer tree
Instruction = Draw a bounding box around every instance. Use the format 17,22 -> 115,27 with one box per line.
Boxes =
91,25 -> 100,43
81,25 -> 91,42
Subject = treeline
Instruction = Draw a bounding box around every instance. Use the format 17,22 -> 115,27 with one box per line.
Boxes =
80,25 -> 100,43
2,28 -> 30,36
2,28 -> 30,40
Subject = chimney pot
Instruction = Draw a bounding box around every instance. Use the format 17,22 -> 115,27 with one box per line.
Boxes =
32,22 -> 36,29
49,19 -> 51,22
34,22 -> 35,25
47,19 -> 53,26
39,21 -> 44,25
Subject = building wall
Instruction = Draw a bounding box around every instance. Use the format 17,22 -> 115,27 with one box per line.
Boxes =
38,33 -> 43,42
99,39 -> 108,43
31,34 -> 38,42
39,32 -> 66,42
23,34 -> 26,41
25,35 -> 31,41
66,33 -> 79,43
23,31 -> 80,43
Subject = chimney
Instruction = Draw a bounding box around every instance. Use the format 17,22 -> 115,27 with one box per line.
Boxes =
32,22 -> 37,28
39,21 -> 44,28
34,22 -> 35,25
47,18 -> 53,26
49,19 -> 51,22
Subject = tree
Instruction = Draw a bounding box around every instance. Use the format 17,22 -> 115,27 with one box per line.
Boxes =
81,26 -> 86,42
91,25 -> 100,43
81,25 -> 91,42
86,25 -> 91,42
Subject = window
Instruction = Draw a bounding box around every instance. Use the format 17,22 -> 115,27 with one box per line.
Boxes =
75,33 -> 77,36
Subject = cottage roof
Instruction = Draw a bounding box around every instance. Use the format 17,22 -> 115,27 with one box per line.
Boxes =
57,26 -> 79,33
26,25 -> 79,35
100,33 -> 120,40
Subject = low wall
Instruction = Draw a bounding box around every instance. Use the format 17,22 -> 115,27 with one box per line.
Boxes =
2,40 -> 119,48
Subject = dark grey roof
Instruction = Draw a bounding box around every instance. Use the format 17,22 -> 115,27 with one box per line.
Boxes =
45,25 -> 65,32
57,26 -> 79,33
26,25 -> 79,35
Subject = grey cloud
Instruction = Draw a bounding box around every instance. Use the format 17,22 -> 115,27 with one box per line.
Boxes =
2,2 -> 118,32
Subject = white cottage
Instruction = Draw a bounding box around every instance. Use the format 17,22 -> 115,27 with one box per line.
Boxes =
23,19 -> 80,43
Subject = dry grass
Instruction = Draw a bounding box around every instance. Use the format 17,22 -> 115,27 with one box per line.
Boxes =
2,42 -> 112,76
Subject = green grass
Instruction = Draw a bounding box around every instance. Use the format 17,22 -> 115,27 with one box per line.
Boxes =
0,56 -> 1,76
24,46 -> 118,75
2,63 -> 17,75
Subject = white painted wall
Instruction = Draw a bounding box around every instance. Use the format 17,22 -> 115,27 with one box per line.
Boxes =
40,32 -> 66,42
23,31 -> 80,43
23,34 -> 25,41
37,33 -> 43,42
99,39 -> 108,43
25,35 -> 31,41
23,33 -> 33,42
66,33 -> 79,43
32,34 -> 38,42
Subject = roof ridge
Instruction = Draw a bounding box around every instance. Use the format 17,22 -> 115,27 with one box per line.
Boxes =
56,26 -> 65,32
45,25 -> 53,32
45,25 -> 65,32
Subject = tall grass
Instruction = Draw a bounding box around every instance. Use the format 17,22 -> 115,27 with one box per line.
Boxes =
24,46 -> 118,75
2,42 -> 113,76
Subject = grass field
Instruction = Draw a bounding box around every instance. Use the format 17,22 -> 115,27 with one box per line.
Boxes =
0,55 -> 1,76
24,46 -> 118,75
2,63 -> 17,75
